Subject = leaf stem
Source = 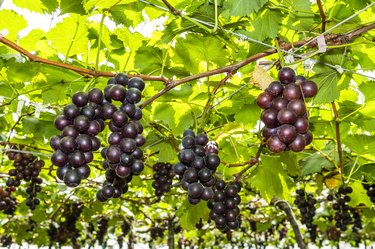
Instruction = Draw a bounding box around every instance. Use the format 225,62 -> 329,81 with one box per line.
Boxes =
331,101 -> 344,180
64,16 -> 81,64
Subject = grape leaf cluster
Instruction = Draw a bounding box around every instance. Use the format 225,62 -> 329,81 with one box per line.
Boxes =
152,162 -> 175,197
294,189 -> 317,241
257,67 -> 317,153
96,75 -> 146,201
174,129 -> 220,204
5,150 -> 44,210
327,186 -> 358,232
208,180 -> 242,230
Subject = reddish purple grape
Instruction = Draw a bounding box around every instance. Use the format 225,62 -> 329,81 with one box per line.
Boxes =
303,131 -> 313,145
62,125 -> 79,138
294,117 -> 309,134
271,97 -> 288,111
266,81 -> 284,97
256,92 -> 273,109
261,127 -> 278,140
287,99 -> 306,116
109,85 -> 126,101
277,108 -> 297,125
267,136 -> 286,153
115,73 -> 129,86
106,145 -> 121,163
54,115 -> 71,131
63,104 -> 80,120
88,88 -> 104,104
261,109 -> 279,128
283,84 -> 301,100
277,124 -> 297,144
300,80 -> 318,98
73,115 -> 90,132
59,136 -> 77,154
288,135 -> 306,152
278,67 -> 296,84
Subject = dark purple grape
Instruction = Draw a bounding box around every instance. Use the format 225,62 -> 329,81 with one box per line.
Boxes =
131,160 -> 144,174
192,156 -> 205,170
194,145 -> 205,157
122,122 -> 138,139
300,80 -> 318,98
62,125 -> 79,138
183,168 -> 198,183
54,115 -> 71,130
80,105 -> 96,120
96,190 -> 108,202
257,92 -> 273,109
287,99 -> 306,116
59,136 -> 77,153
88,88 -> 104,104
294,117 -> 309,134
215,180 -> 226,190
121,103 -> 136,117
102,185 -> 115,199
134,135 -> 145,147
50,135 -> 61,150
201,187 -> 214,201
63,169 -> 81,187
108,120 -> 123,132
283,84 -> 302,100
205,153 -> 220,170
278,67 -> 296,84
83,151 -> 93,163
188,182 -> 204,199
63,104 -> 80,120
68,150 -> 86,167
183,129 -> 195,137
115,165 -> 131,178
266,81 -> 284,97
277,108 -> 297,124
261,127 -> 278,140
76,164 -> 91,179
188,196 -> 200,204
56,164 -> 71,180
76,134 -> 92,152
115,73 -> 129,86
106,145 -> 121,163
91,137 -> 101,150
109,85 -> 126,101
225,185 -> 238,198
198,168 -> 212,182
288,135 -> 306,152
195,133 -> 209,146
128,77 -> 145,91
120,153 -> 134,167
261,109 -> 279,128
268,136 -> 287,153
277,124 -> 297,144
108,132 -> 122,145
295,75 -> 306,83
132,107 -> 142,120
120,138 -> 137,153
174,163 -> 187,175
178,149 -> 195,165
112,110 -> 128,127
303,131 -> 313,145
72,92 -> 88,107
51,150 -> 68,167
126,88 -> 142,104
73,115 -> 90,132
86,120 -> 101,136
101,103 -> 117,120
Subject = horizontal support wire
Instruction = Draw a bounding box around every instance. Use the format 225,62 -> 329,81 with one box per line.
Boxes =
0,148 -> 52,158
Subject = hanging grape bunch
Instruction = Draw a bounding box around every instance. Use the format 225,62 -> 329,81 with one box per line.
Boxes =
207,180 -> 242,230
5,150 -> 44,210
152,162 -> 175,197
362,179 -> 375,203
174,130 -> 220,204
294,189 -> 317,242
49,73 -> 146,200
96,75 -> 146,202
257,67 -> 318,153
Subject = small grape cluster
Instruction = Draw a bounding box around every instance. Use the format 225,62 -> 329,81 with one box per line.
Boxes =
0,187 -> 17,215
118,220 -> 131,248
327,186 -> 354,232
174,129 -> 220,204
362,180 -> 375,203
0,235 -> 12,247
207,180 -> 242,230
256,67 -> 318,153
152,163 -> 175,197
97,217 -> 109,247
6,151 -> 44,210
96,75 -> 146,201
294,189 -> 317,241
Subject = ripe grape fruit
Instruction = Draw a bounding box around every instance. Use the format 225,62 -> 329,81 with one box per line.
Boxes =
50,73 -> 147,199
174,129 -> 220,204
256,67 -> 318,153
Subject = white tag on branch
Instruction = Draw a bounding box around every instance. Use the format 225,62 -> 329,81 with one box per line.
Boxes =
317,34 -> 327,53
251,64 -> 274,90
302,58 -> 314,72
284,53 -> 296,70
334,65 -> 344,74
16,100 -> 25,117
34,103 -> 43,118
0,96 -> 4,105
0,29 -> 9,39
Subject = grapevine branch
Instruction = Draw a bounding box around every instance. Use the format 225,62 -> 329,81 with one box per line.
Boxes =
0,24 -> 374,109
234,144 -> 264,181
271,197 -> 307,249
316,0 -> 327,32
331,101 -> 344,177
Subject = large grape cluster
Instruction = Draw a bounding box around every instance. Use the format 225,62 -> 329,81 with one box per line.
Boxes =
152,162 -> 175,197
256,67 -> 318,153
207,180 -> 242,230
5,151 -> 44,210
50,73 -> 146,201
294,189 -> 317,241
174,129 -> 220,204
96,75 -> 146,201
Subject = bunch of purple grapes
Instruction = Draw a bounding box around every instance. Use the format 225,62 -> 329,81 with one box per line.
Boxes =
0,187 -> 17,215
96,75 -> 146,201
257,67 -> 318,153
294,189 -> 317,241
362,180 -> 375,203
174,129 -> 220,204
207,180 -> 242,230
5,151 -> 44,210
152,162 -> 175,197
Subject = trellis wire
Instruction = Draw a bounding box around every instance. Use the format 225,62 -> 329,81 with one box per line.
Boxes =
0,148 -> 52,158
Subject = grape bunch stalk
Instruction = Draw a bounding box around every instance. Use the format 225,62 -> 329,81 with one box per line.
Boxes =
152,162 -> 175,197
174,129 -> 220,205
257,67 -> 318,153
207,180 -> 242,230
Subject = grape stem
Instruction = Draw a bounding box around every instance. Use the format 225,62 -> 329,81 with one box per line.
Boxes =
271,197 -> 307,249
331,101 -> 344,180
234,144 -> 264,181
316,0 -> 327,32
167,217 -> 175,249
